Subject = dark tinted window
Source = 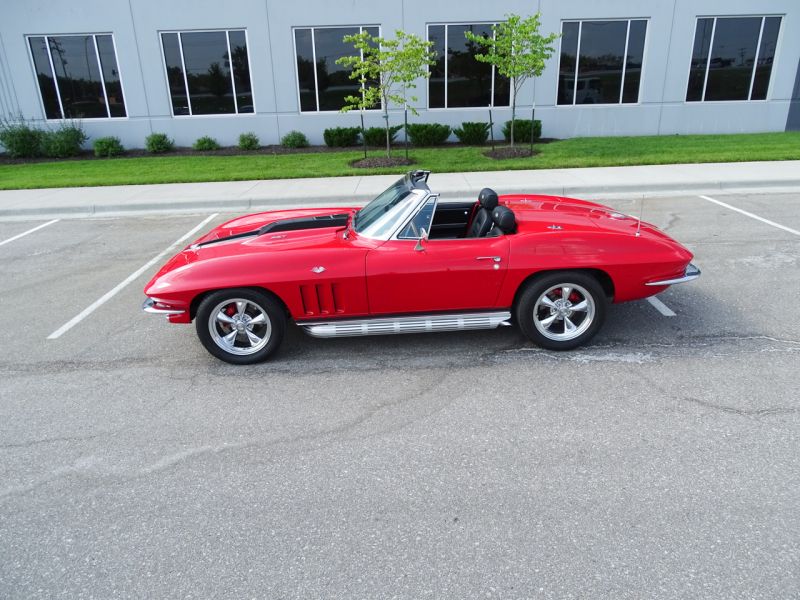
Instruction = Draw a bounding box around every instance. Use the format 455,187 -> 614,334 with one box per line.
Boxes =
161,30 -> 253,115
180,31 -> 235,114
314,27 -> 359,111
294,26 -> 378,112
228,31 -> 253,113
704,18 -> 761,101
558,20 -> 647,106
428,25 -> 445,108
751,17 -> 781,100
28,37 -> 61,119
427,23 -> 511,108
557,22 -> 579,105
686,18 -> 713,101
294,28 -> 317,112
686,16 -> 781,102
622,20 -> 647,103
161,33 -> 189,115
28,34 -> 127,119
96,35 -> 126,117
48,35 -> 107,118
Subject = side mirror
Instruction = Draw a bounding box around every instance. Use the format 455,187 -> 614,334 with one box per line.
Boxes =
414,228 -> 428,252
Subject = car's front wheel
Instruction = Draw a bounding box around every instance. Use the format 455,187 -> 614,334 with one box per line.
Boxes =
516,272 -> 607,350
195,288 -> 285,364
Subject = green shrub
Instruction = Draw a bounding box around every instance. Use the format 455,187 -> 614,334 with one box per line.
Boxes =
280,130 -> 309,148
238,132 -> 260,150
145,132 -> 174,154
502,119 -> 542,143
363,125 -> 403,147
0,121 -> 44,158
453,121 -> 490,145
93,136 -> 125,157
41,122 -> 88,158
405,123 -> 452,146
193,135 -> 220,151
323,126 -> 361,147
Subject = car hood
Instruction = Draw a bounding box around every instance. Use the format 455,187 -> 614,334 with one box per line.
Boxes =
144,206 -> 356,293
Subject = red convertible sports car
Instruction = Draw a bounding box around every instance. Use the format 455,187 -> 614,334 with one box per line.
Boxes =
143,171 -> 699,364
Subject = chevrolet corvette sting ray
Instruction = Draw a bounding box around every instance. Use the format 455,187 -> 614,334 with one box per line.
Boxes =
143,171 -> 699,364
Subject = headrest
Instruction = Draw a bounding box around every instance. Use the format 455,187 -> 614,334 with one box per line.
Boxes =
492,206 -> 516,233
478,188 -> 499,210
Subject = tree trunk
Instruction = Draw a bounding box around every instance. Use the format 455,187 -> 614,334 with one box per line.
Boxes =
510,102 -> 516,148
383,106 -> 390,159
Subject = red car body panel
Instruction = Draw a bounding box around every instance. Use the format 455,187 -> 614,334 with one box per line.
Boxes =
143,192 -> 693,325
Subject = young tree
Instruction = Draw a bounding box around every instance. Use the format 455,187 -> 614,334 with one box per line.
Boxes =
337,30 -> 435,158
465,13 -> 559,148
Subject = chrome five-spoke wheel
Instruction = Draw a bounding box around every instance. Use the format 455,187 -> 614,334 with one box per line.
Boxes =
196,288 -> 286,364
533,283 -> 596,341
516,272 -> 607,351
208,298 -> 272,356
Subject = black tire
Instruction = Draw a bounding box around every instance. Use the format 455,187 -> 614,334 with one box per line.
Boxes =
195,288 -> 286,365
515,271 -> 607,351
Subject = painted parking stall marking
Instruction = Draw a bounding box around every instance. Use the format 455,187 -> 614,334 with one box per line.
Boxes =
699,195 -> 800,236
646,296 -> 677,317
47,213 -> 219,340
0,219 -> 59,247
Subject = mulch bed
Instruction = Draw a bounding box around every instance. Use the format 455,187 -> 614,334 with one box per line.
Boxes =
483,147 -> 539,160
350,156 -> 416,168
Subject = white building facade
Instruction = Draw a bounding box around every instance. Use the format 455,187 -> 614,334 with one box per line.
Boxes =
1,0 -> 798,147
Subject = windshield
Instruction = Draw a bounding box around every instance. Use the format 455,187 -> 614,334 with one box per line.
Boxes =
354,179 -> 413,234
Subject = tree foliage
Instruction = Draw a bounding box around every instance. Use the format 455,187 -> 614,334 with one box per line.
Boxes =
465,13 -> 559,147
337,30 -> 435,157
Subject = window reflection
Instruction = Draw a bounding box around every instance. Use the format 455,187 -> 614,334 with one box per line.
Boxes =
686,16 -> 782,102
294,26 -> 379,112
557,19 -> 647,105
28,33 -> 127,119
160,29 -> 254,116
427,23 -> 511,109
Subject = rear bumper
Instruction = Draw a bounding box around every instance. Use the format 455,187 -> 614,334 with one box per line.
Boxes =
645,263 -> 701,286
142,297 -> 185,316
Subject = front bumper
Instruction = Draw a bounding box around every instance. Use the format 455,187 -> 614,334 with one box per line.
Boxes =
645,263 -> 701,286
142,297 -> 185,316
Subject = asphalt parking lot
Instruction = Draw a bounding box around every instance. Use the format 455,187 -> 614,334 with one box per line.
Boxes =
1,190 -> 799,599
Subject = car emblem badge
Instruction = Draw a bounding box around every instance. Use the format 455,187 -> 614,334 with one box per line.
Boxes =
311,266 -> 326,274
547,224 -> 562,230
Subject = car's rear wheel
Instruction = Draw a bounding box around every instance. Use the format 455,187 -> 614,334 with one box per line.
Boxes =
195,288 -> 285,364
516,272 -> 607,350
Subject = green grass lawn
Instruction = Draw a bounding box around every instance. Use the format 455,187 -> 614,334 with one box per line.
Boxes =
1,131 -> 799,190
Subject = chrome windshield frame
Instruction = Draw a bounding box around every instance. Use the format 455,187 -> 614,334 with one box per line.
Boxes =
356,188 -> 431,241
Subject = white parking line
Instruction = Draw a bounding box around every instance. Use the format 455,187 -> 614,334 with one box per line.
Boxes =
699,195 -> 800,236
646,296 -> 676,317
0,219 -> 59,247
47,213 -> 219,340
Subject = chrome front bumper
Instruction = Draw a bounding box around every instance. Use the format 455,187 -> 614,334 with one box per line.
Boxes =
645,263 -> 701,286
142,297 -> 185,316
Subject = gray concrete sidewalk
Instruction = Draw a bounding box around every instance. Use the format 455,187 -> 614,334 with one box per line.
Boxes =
1,160 -> 799,219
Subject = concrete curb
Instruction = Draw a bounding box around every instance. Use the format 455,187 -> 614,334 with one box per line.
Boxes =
2,179 -> 799,220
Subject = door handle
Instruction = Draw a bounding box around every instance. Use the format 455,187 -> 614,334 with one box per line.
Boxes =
476,256 -> 502,262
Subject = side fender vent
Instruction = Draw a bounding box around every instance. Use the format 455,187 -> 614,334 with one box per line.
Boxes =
300,284 -> 344,316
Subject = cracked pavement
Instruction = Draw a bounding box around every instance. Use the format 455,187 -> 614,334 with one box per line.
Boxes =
0,191 -> 799,598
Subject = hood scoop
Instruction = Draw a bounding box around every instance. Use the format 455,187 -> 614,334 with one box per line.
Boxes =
192,213 -> 349,249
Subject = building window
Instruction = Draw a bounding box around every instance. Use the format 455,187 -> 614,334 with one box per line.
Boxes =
294,26 -> 379,112
686,16 -> 782,102
557,19 -> 647,105
160,30 -> 253,116
428,24 -> 510,109
27,34 -> 126,119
